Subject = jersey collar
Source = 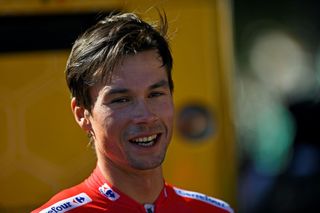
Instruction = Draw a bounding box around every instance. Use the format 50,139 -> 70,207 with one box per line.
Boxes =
85,165 -> 169,210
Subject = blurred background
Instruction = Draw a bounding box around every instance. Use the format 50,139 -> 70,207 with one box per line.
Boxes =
234,0 -> 320,212
0,0 -> 319,212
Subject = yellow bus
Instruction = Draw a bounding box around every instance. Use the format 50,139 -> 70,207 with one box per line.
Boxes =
0,0 -> 236,212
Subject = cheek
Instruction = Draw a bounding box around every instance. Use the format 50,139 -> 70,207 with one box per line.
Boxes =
153,99 -> 174,122
91,109 -> 117,137
102,110 -> 130,136
165,102 -> 174,121
167,105 -> 175,128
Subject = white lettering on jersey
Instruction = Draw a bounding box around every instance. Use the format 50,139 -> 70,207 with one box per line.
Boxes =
39,193 -> 92,213
173,187 -> 234,213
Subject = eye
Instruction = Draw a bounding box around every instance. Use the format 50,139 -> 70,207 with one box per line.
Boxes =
149,91 -> 165,98
110,97 -> 130,104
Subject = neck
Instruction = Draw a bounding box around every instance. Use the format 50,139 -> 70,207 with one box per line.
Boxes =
97,158 -> 164,204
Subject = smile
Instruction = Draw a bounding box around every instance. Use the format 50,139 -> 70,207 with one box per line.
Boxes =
129,134 -> 161,147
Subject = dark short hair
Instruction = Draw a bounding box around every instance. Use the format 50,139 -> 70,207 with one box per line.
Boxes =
65,12 -> 173,111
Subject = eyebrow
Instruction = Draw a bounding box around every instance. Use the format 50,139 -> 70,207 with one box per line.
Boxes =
149,79 -> 170,90
105,79 -> 169,96
106,88 -> 129,96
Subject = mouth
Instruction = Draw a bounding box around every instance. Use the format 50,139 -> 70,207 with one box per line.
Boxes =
129,133 -> 161,147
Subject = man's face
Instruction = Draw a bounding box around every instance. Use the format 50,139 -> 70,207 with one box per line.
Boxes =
88,50 -> 174,171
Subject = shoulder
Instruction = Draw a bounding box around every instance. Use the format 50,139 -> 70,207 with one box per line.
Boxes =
31,183 -> 95,213
170,186 -> 234,213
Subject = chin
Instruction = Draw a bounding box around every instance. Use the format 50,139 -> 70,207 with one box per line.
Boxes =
130,157 -> 165,171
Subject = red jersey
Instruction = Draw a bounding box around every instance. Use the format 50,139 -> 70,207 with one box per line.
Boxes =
32,166 -> 233,213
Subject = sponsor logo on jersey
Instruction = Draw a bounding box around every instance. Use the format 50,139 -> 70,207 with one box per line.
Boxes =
173,187 -> 234,213
99,183 -> 120,201
39,193 -> 92,213
144,204 -> 155,213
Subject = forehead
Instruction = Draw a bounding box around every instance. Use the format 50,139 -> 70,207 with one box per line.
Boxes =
91,50 -> 168,96
109,50 -> 166,85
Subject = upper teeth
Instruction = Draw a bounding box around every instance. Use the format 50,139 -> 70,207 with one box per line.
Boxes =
132,134 -> 157,143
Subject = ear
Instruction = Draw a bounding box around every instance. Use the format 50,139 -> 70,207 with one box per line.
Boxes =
71,97 -> 91,132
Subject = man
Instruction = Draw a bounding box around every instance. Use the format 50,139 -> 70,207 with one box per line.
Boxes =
32,12 -> 233,213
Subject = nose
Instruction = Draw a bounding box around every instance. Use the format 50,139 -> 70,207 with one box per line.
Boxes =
132,99 -> 158,124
